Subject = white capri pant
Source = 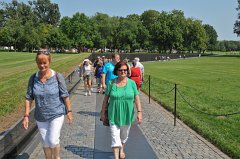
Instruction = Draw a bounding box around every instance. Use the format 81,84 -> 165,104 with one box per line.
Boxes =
110,123 -> 131,148
36,115 -> 64,148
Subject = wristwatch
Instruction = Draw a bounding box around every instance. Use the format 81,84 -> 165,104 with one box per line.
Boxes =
67,109 -> 72,113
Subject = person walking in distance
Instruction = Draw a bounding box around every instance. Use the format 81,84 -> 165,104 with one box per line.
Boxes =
100,61 -> 143,159
82,59 -> 93,96
130,60 -> 142,91
134,57 -> 144,88
95,60 -> 104,93
101,53 -> 120,93
23,49 -> 72,159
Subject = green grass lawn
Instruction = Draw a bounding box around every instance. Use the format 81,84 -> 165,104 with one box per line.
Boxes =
0,52 -> 89,116
141,57 -> 240,158
206,51 -> 240,55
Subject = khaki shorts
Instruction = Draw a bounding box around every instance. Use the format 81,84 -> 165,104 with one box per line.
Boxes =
96,78 -> 102,84
83,75 -> 91,81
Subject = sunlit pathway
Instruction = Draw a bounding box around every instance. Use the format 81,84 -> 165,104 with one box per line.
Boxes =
16,81 -> 230,159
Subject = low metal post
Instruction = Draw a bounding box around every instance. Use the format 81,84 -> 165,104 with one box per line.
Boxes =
174,84 -> 177,126
149,75 -> 151,104
70,72 -> 73,83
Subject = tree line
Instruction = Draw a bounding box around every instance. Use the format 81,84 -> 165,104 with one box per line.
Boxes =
0,0 -> 239,53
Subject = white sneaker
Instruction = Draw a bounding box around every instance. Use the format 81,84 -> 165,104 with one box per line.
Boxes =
88,91 -> 91,96
84,92 -> 88,96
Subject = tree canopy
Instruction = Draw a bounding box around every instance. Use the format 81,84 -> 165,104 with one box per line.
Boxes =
0,0 -> 224,53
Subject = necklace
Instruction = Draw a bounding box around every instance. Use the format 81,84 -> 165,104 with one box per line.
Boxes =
116,78 -> 127,87
39,70 -> 51,82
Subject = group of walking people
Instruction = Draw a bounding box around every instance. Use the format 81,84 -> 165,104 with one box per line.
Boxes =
23,50 -> 144,159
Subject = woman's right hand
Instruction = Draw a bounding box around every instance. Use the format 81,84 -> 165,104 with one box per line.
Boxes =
100,110 -> 106,121
67,112 -> 73,125
102,84 -> 106,90
23,117 -> 29,130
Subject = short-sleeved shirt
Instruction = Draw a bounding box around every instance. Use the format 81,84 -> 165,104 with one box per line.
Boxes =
105,79 -> 139,126
96,66 -> 103,78
25,70 -> 69,122
83,65 -> 92,76
136,62 -> 144,73
102,62 -> 117,85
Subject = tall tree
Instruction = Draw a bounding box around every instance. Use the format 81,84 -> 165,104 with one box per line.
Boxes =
141,10 -> 160,52
141,10 -> 160,31
127,14 -> 150,52
23,21 -> 42,52
46,27 -> 71,50
183,19 -> 208,53
203,24 -> 218,51
0,0 -> 36,25
166,10 -> 185,53
0,19 -> 24,51
91,13 -> 111,52
59,16 -> 71,35
32,0 -> 60,26
105,16 -> 120,51
117,17 -> 137,52
69,12 -> 93,52
152,11 -> 170,53
234,0 -> 240,36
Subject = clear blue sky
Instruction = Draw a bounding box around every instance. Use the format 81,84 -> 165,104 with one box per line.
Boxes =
4,0 -> 240,40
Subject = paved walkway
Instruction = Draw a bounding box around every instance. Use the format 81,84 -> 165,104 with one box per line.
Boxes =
16,81 -> 231,159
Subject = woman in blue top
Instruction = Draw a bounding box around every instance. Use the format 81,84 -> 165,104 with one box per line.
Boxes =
95,60 -> 104,93
23,50 -> 73,159
101,53 -> 120,93
100,61 -> 142,159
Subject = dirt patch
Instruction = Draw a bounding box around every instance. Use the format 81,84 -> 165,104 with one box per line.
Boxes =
0,104 -> 25,134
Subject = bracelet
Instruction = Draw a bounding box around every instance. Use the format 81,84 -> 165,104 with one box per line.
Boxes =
138,111 -> 142,112
67,109 -> 72,113
24,115 -> 29,118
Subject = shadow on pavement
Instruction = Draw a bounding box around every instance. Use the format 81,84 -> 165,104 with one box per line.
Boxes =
65,145 -> 113,158
14,152 -> 30,159
77,111 -> 100,117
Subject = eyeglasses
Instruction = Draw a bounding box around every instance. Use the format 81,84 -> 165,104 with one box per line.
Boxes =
37,51 -> 50,55
118,69 -> 128,72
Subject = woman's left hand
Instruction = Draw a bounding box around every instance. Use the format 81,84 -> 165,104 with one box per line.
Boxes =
137,112 -> 142,124
67,112 -> 73,125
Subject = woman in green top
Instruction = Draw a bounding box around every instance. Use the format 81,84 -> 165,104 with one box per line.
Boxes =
100,61 -> 143,159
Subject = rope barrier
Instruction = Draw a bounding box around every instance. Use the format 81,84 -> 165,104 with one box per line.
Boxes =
142,75 -> 240,117
142,79 -> 149,84
177,88 -> 240,117
142,80 -> 174,94
143,77 -> 174,94
157,87 -> 175,94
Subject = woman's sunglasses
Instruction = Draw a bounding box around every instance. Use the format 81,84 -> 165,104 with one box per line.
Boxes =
37,51 -> 50,55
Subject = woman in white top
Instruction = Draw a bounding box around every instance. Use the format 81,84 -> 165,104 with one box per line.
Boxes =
82,59 -> 93,96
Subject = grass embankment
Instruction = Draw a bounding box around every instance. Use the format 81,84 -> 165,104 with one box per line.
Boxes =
141,57 -> 240,158
0,52 -> 89,117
